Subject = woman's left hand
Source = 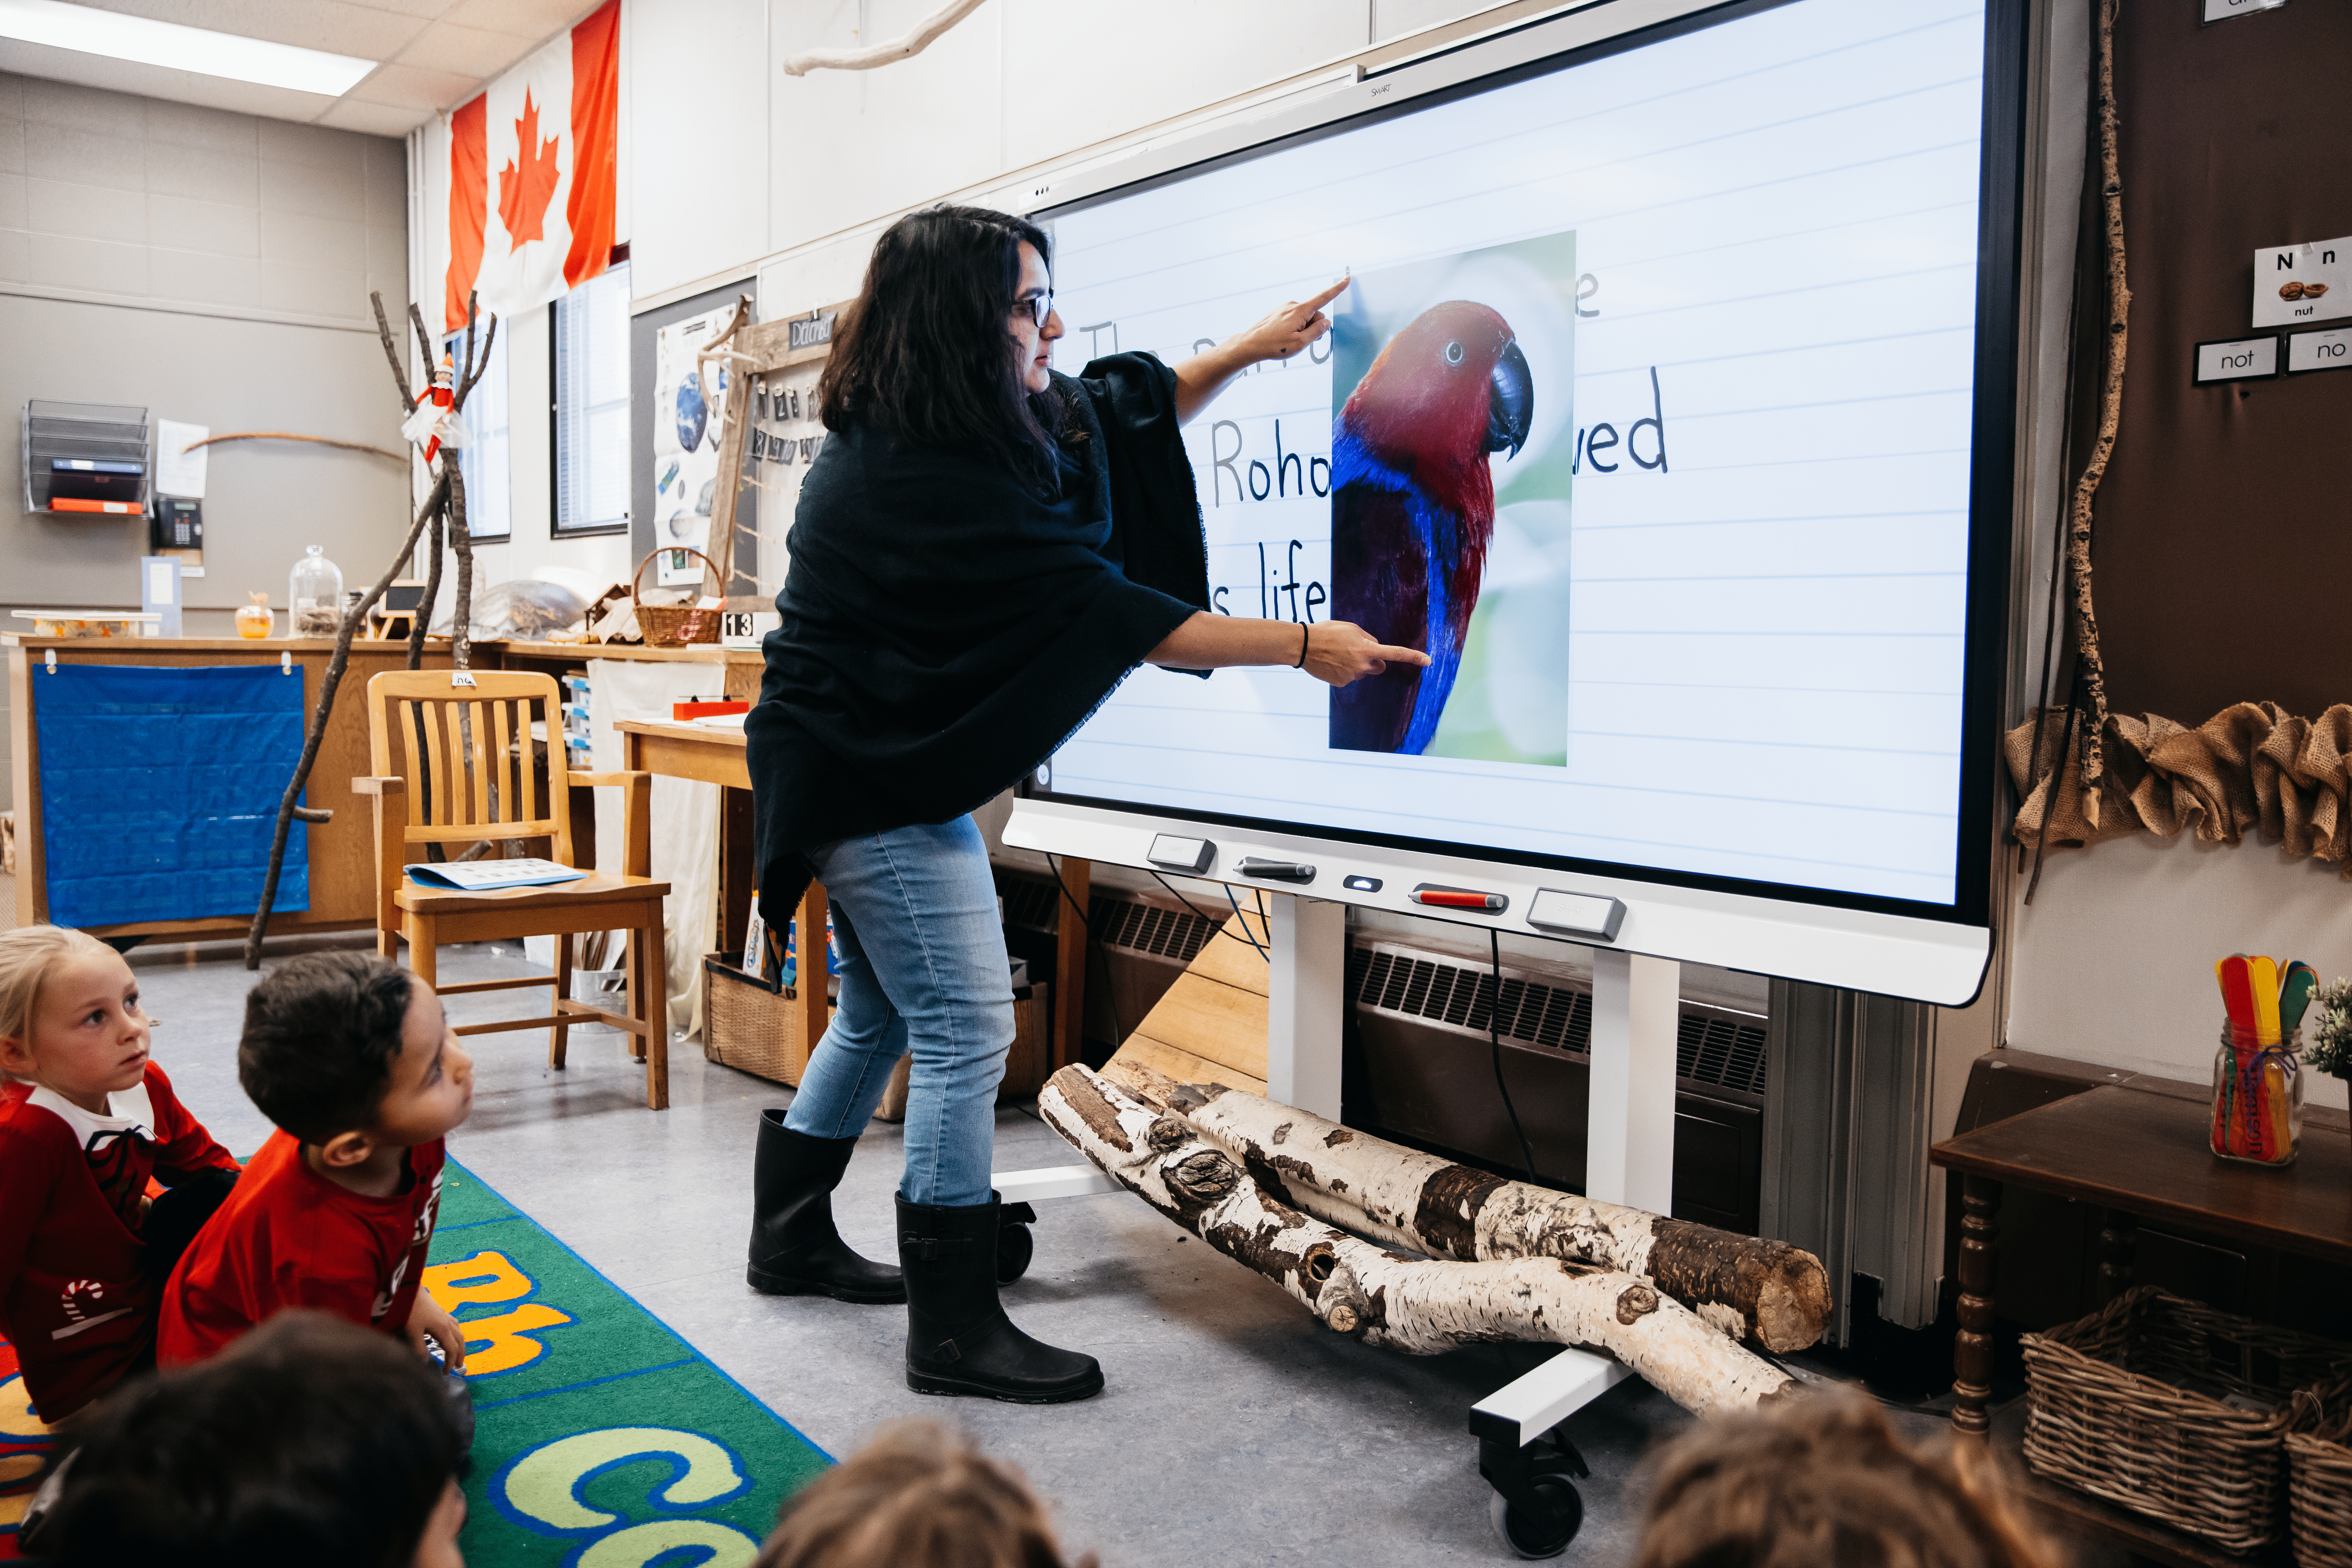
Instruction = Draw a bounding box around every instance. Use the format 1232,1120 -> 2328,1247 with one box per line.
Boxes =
1228,276 -> 1350,366
1175,276 -> 1351,423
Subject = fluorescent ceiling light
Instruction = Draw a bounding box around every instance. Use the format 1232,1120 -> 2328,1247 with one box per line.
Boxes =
0,0 -> 377,96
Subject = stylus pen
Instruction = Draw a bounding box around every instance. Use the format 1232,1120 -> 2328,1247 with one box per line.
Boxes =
1412,889 -> 1507,911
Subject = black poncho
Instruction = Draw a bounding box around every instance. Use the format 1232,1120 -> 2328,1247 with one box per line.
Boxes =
746,351 -> 1208,931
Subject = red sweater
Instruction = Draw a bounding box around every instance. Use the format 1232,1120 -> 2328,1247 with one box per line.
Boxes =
0,1063 -> 239,1420
158,1129 -> 444,1367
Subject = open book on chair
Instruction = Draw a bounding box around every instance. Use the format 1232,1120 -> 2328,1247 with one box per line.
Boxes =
403,858 -> 589,892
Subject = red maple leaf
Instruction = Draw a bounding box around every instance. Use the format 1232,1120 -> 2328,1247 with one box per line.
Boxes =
496,89 -> 561,250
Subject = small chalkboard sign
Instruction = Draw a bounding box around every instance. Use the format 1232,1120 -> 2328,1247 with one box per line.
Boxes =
788,312 -> 835,352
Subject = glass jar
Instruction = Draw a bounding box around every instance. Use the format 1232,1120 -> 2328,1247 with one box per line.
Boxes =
289,545 -> 344,639
2210,1020 -> 2304,1167
235,592 -> 273,639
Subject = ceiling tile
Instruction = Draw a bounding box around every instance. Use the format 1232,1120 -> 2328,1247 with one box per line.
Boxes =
435,0 -> 602,43
72,1 -> 430,62
346,60 -> 483,111
392,22 -> 541,78
316,96 -> 430,135
342,0 -> 463,16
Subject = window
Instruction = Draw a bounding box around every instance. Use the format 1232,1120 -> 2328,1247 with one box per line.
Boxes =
553,262 -> 631,535
444,328 -> 509,539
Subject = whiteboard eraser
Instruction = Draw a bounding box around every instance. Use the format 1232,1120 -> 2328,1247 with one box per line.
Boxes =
1527,889 -> 1626,943
1147,834 -> 1214,873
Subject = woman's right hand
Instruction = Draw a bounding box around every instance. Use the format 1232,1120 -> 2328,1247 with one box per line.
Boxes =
1304,621 -> 1430,688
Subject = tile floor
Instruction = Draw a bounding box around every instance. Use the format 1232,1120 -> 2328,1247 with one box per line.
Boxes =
128,932 -> 2025,1568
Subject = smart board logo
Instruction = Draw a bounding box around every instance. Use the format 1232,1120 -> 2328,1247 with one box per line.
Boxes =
787,312 -> 835,351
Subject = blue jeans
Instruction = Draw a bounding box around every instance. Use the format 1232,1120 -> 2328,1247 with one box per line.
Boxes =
782,816 -> 1013,1208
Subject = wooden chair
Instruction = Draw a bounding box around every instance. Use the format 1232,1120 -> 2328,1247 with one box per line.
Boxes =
356,669 -> 674,1109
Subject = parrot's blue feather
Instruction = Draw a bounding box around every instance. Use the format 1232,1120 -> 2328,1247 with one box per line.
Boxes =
1331,424 -> 1466,755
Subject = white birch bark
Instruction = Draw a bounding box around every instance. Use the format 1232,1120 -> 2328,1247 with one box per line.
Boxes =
1104,1059 -> 1830,1353
1041,1065 -> 1798,1416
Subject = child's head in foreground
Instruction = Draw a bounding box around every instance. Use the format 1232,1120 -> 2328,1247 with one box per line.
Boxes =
239,951 -> 474,1162
756,1419 -> 1094,1568
0,924 -> 149,1108
1633,1388 -> 2067,1568
26,1309 -> 467,1567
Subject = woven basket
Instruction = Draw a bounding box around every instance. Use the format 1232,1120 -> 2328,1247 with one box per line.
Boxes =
2021,1286 -> 2352,1552
632,547 -> 722,647
2288,1373 -> 2352,1568
701,953 -> 1053,1106
701,952 -> 829,1087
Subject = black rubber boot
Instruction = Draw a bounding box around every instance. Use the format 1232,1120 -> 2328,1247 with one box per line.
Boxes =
746,1111 -> 904,1303
898,1194 -> 1103,1404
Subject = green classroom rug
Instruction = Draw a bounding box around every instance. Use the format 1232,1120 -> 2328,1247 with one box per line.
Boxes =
425,1158 -> 832,1566
0,1161 -> 832,1565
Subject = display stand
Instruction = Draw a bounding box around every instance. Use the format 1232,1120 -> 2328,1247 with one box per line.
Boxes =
991,888 -> 1685,1551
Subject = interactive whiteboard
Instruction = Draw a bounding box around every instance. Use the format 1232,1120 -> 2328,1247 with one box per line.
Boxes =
1015,0 -> 2019,1000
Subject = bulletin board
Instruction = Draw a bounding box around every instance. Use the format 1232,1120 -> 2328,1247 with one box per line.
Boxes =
2011,0 -> 2352,870
34,664 -> 309,927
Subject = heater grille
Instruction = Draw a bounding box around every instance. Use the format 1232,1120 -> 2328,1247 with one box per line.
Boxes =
1088,896 -> 1216,963
1345,942 -> 1766,1097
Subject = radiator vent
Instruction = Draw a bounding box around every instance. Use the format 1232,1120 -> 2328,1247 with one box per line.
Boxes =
1000,878 -> 1059,931
1089,896 -> 1217,963
995,874 -> 1218,964
1346,943 -> 1768,1097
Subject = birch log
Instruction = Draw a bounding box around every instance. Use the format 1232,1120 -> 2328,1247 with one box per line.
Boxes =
1105,1060 -> 1829,1353
1041,1066 -> 1798,1416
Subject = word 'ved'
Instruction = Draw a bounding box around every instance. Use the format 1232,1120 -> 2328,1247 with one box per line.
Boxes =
1573,366 -> 1668,475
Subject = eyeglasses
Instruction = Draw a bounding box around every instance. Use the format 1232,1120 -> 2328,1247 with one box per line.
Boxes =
1013,290 -> 1054,327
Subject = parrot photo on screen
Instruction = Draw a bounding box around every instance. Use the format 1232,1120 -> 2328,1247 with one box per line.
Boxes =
1329,301 -> 1533,754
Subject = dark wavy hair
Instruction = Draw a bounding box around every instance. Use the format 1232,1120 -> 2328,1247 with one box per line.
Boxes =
818,204 -> 1064,479
238,950 -> 416,1142
29,1312 -> 464,1568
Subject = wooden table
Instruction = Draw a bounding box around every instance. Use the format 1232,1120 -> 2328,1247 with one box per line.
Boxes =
1930,1084 -> 2352,1566
614,717 -> 1092,1071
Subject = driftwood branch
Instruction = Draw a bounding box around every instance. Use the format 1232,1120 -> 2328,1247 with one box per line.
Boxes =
2065,0 -> 2128,822
1118,1066 -> 1830,1353
1040,1066 -> 1798,1416
244,468 -> 449,968
251,288 -> 495,959
782,0 -> 984,75
370,292 -> 416,410
181,431 -> 405,462
408,301 -> 437,386
700,295 -> 756,596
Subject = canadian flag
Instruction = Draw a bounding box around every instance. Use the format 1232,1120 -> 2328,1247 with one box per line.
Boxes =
444,0 -> 620,332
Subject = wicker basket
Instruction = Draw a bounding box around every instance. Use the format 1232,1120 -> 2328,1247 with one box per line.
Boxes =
2021,1286 -> 2352,1552
2288,1373 -> 2352,1568
702,952 -> 829,1087
701,952 -> 1053,1105
632,547 -> 722,647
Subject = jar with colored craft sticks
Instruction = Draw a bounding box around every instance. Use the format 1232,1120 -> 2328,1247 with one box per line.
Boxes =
2210,954 -> 2311,1168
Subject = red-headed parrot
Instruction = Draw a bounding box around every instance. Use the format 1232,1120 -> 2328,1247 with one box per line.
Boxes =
1329,301 -> 1533,754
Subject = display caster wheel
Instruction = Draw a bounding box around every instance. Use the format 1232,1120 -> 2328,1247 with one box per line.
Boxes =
1481,1427 -> 1589,1560
995,1200 -> 1037,1284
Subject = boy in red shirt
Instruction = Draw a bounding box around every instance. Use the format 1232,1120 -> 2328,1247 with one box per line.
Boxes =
0,926 -> 241,1421
160,952 -> 472,1380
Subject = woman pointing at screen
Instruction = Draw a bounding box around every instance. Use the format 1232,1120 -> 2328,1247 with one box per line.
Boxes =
743,204 -> 1424,1405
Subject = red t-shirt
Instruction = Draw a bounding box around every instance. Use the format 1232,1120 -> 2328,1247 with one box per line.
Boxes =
0,1063 -> 239,1420
158,1128 -> 444,1366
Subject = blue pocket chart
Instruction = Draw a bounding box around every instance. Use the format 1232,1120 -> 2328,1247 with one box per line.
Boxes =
35,663 -> 309,928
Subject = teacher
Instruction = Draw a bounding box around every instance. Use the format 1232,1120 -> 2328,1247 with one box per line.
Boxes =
742,204 -> 1427,1406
